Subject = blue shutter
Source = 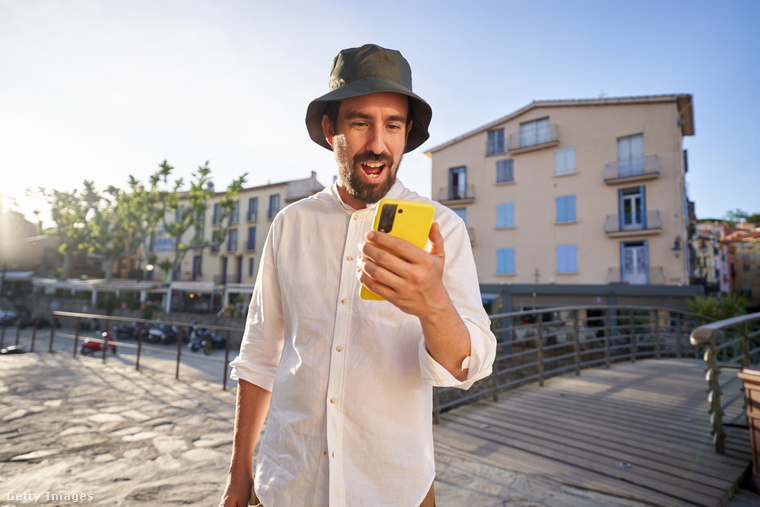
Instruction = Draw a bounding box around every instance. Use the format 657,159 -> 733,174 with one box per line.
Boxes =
568,195 -> 576,221
640,185 -> 647,229
497,203 -> 514,228
497,248 -> 515,274
557,244 -> 577,273
618,188 -> 624,231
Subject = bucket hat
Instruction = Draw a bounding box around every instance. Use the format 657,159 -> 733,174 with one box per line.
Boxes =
305,44 -> 432,153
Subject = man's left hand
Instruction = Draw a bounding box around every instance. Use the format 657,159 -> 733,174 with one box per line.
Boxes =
357,222 -> 447,316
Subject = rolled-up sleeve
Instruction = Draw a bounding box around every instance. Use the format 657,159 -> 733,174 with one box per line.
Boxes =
229,220 -> 285,392
417,210 -> 497,389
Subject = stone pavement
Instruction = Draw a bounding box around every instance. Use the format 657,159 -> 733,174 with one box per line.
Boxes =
2,352 -> 759,507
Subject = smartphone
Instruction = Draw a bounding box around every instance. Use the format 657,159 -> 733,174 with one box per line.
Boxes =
360,199 -> 436,301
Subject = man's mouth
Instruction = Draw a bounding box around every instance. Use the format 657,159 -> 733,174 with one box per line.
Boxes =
361,161 -> 385,179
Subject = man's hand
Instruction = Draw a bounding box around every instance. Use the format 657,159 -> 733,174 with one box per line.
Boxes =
357,222 -> 470,380
219,473 -> 252,507
357,222 -> 447,316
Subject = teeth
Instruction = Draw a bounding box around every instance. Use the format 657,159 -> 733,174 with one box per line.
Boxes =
364,162 -> 384,168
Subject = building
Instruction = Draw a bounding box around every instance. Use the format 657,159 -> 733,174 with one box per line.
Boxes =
693,225 -> 730,294
150,171 -> 324,312
427,94 -> 702,310
723,229 -> 760,309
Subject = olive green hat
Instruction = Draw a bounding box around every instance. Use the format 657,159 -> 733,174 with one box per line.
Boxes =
305,44 -> 432,153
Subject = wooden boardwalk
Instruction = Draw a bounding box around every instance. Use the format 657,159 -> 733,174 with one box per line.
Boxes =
433,359 -> 753,507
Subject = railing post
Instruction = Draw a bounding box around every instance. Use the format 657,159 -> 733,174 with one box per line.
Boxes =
704,333 -> 725,454
73,317 -> 81,357
15,322 -> 21,346
136,326 -> 143,371
175,325 -> 183,380
629,311 -> 636,363
30,321 -> 38,353
676,316 -> 683,358
433,388 -> 440,425
604,311 -> 611,368
654,310 -> 661,359
537,317 -> 544,386
0,321 -> 6,349
49,313 -> 56,353
573,311 -> 580,376
224,330 -> 231,391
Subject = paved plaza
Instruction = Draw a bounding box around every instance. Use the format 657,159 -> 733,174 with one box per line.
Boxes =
2,351 -> 759,506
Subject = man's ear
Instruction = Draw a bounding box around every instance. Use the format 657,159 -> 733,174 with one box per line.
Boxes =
321,115 -> 335,147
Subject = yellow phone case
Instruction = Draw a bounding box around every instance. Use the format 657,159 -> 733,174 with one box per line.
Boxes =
360,199 -> 436,301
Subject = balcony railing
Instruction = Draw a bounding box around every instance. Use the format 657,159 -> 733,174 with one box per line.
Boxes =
603,210 -> 663,234
437,184 -> 475,203
507,124 -> 560,152
603,155 -> 662,182
605,266 -> 666,285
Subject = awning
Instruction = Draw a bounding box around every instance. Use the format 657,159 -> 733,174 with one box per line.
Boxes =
169,281 -> 215,293
481,292 -> 501,304
2,271 -> 36,280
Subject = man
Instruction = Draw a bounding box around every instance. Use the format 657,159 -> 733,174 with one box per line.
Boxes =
220,44 -> 496,507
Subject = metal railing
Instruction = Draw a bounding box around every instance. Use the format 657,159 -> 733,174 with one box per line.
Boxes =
436,184 -> 476,202
605,266 -> 666,284
603,210 -> 664,233
433,305 -> 712,423
602,155 -> 662,182
690,312 -> 760,453
507,124 -> 560,151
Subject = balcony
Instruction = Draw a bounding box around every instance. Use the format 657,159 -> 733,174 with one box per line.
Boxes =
506,124 -> 560,154
606,266 -> 666,285
437,184 -> 475,205
603,210 -> 663,237
603,155 -> 662,184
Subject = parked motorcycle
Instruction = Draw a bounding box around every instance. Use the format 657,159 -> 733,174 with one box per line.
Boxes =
148,323 -> 179,345
114,322 -> 137,340
80,332 -> 117,356
202,330 -> 226,355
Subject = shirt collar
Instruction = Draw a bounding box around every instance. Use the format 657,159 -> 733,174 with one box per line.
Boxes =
327,179 -> 406,213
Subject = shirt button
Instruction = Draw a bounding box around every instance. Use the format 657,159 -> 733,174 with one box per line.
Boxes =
336,346 -> 343,352
353,215 -> 359,221
340,298 -> 348,305
323,450 -> 329,457
346,255 -> 354,262
330,397 -> 337,405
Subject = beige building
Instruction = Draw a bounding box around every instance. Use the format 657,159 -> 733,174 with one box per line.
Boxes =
427,95 -> 699,308
151,172 -> 323,311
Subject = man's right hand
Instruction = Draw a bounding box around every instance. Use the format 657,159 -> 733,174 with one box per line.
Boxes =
219,474 -> 253,507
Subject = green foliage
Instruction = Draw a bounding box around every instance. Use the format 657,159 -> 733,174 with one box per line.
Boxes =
141,304 -> 157,320
688,293 -> 748,320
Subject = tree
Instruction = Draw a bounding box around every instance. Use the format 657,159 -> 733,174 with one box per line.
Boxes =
42,186 -> 97,279
688,293 -> 747,320
724,208 -> 749,226
152,160 -> 246,283
82,178 -> 162,283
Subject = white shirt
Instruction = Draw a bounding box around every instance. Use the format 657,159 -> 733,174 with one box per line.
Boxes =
230,180 -> 496,507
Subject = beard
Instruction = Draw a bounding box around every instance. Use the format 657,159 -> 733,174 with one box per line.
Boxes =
335,140 -> 401,205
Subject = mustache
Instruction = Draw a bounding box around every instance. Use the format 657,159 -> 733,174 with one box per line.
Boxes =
353,152 -> 394,167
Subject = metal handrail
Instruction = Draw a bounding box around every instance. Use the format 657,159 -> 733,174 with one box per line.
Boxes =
433,305 -> 714,425
602,154 -> 662,181
690,312 -> 760,454
436,184 -> 476,202
603,210 -> 664,233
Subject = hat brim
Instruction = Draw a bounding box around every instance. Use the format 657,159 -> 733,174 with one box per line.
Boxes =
305,75 -> 432,154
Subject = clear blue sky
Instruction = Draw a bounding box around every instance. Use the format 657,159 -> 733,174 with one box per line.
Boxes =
1,0 -> 758,225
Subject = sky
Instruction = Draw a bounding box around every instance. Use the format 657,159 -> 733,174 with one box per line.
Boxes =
1,0 -> 758,227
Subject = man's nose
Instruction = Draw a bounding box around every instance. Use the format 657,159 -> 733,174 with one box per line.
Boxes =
366,126 -> 387,155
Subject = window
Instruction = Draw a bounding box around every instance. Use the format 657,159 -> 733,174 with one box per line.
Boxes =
520,118 -> 550,148
230,201 -> 239,224
619,186 -> 645,230
487,129 -> 505,156
247,227 -> 256,251
496,203 -> 515,228
192,255 -> 201,280
249,257 -> 255,276
212,203 -> 221,225
227,229 -> 238,252
452,208 -> 466,223
557,244 -> 577,273
556,195 -> 576,223
497,248 -> 515,274
496,159 -> 514,183
175,205 -> 185,222
448,166 -> 467,200
555,147 -> 576,175
248,197 -> 258,221
617,133 -> 644,177
268,194 -> 280,219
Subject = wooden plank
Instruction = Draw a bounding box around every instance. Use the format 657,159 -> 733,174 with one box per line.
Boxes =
434,425 -> 702,507
434,359 -> 751,507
